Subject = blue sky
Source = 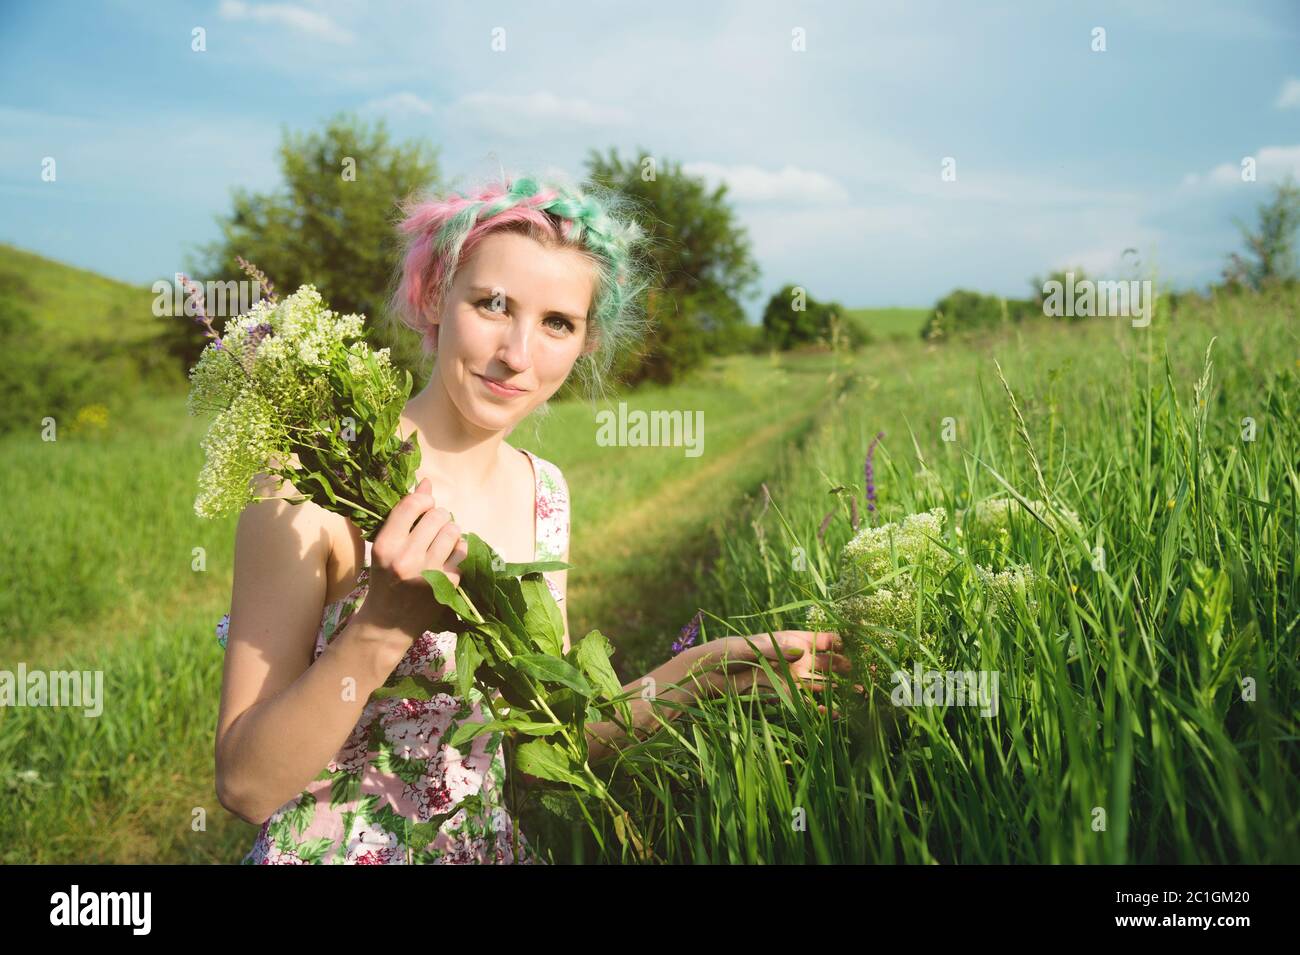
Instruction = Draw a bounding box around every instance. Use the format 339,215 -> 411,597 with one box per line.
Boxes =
2,0 -> 1298,316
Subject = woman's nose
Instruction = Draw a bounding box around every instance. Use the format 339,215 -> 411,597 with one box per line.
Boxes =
498,320 -> 533,370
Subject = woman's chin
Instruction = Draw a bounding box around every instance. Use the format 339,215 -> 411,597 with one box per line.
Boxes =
461,394 -> 530,431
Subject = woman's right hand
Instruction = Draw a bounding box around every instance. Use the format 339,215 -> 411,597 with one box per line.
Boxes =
356,476 -> 469,650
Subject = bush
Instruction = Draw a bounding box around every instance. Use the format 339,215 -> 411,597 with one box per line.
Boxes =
920,288 -> 1036,340
762,284 -> 848,350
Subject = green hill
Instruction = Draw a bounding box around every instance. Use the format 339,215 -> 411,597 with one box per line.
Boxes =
842,305 -> 929,341
0,242 -> 187,435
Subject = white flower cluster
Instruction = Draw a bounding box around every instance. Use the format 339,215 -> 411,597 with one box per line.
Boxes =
806,496 -> 1064,688
226,285 -> 365,369
806,507 -> 954,685
187,284 -> 405,522
837,507 -> 951,588
194,388 -> 282,519
973,563 -> 1040,616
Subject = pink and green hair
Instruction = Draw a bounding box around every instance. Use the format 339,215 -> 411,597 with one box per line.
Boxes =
387,173 -> 656,401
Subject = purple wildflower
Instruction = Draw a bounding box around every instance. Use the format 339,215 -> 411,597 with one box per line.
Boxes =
236,255 -> 279,305
865,431 -> 885,519
216,612 -> 230,649
179,273 -> 223,347
672,609 -> 703,655
247,321 -> 274,349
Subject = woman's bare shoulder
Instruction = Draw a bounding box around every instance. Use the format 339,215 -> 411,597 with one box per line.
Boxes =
245,468 -> 350,553
248,469 -> 364,600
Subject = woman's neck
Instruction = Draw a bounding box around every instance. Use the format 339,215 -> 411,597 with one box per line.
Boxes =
400,370 -> 512,492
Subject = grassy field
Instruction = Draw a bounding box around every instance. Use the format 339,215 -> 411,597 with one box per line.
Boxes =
576,286 -> 1299,863
843,305 -> 930,341
1,263 -> 1295,863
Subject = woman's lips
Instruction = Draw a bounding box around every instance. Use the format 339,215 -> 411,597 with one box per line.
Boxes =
476,373 -> 526,397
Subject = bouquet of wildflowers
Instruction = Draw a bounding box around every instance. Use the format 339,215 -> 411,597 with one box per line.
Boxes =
185,275 -> 419,539
185,267 -> 646,857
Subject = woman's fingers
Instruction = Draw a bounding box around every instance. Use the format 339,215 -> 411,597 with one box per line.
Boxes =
427,521 -> 466,582
406,503 -> 453,558
719,658 -> 850,719
723,635 -> 804,666
809,652 -> 853,674
381,478 -> 438,541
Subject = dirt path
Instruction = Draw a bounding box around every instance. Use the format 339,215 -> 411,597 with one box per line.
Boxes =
567,382 -> 842,676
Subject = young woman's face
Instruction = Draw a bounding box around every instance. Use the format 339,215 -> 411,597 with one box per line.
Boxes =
431,230 -> 595,431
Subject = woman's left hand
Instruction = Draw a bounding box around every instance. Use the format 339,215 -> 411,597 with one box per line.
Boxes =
693,631 -> 859,717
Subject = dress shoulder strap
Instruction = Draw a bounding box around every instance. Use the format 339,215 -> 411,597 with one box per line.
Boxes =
525,451 -> 570,561
363,538 -> 373,569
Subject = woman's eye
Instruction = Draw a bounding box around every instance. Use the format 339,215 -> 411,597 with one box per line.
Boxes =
475,299 -> 571,333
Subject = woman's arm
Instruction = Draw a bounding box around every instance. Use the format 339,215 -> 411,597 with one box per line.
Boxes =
581,632 -> 844,762
582,642 -> 717,763
214,475 -> 410,826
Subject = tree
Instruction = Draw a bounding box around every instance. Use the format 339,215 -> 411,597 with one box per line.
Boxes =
920,288 -> 1036,340
761,284 -> 845,349
584,148 -> 760,385
1221,175 -> 1300,291
173,111 -> 441,377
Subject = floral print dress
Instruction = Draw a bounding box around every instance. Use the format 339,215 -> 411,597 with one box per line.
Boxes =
217,448 -> 570,864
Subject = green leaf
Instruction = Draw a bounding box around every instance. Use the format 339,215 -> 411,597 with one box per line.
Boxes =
369,673 -> 452,701
446,720 -> 500,749
513,739 -> 588,788
542,688 -> 587,723
475,658 -> 537,710
574,629 -> 622,703
1179,559 -> 1232,662
359,473 -> 400,514
499,559 -> 572,577
512,719 -> 565,736
494,577 -> 531,648
446,718 -> 562,749
298,469 -> 340,508
422,569 -> 484,623
518,573 -> 565,657
456,532 -> 500,598
509,654 -> 593,696
455,632 -> 484,702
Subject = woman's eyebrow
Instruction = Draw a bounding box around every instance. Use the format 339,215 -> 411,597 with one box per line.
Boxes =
470,286 -> 586,324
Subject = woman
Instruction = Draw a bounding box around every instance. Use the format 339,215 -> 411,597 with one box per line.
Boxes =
213,173 -> 848,864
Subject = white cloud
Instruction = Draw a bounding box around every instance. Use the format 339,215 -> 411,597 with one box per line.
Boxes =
680,162 -> 850,203
450,91 -> 632,134
1185,145 -> 1300,187
361,92 -> 435,116
1276,77 -> 1300,109
217,0 -> 354,44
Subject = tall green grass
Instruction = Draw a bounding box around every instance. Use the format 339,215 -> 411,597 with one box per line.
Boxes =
560,287 -> 1300,863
